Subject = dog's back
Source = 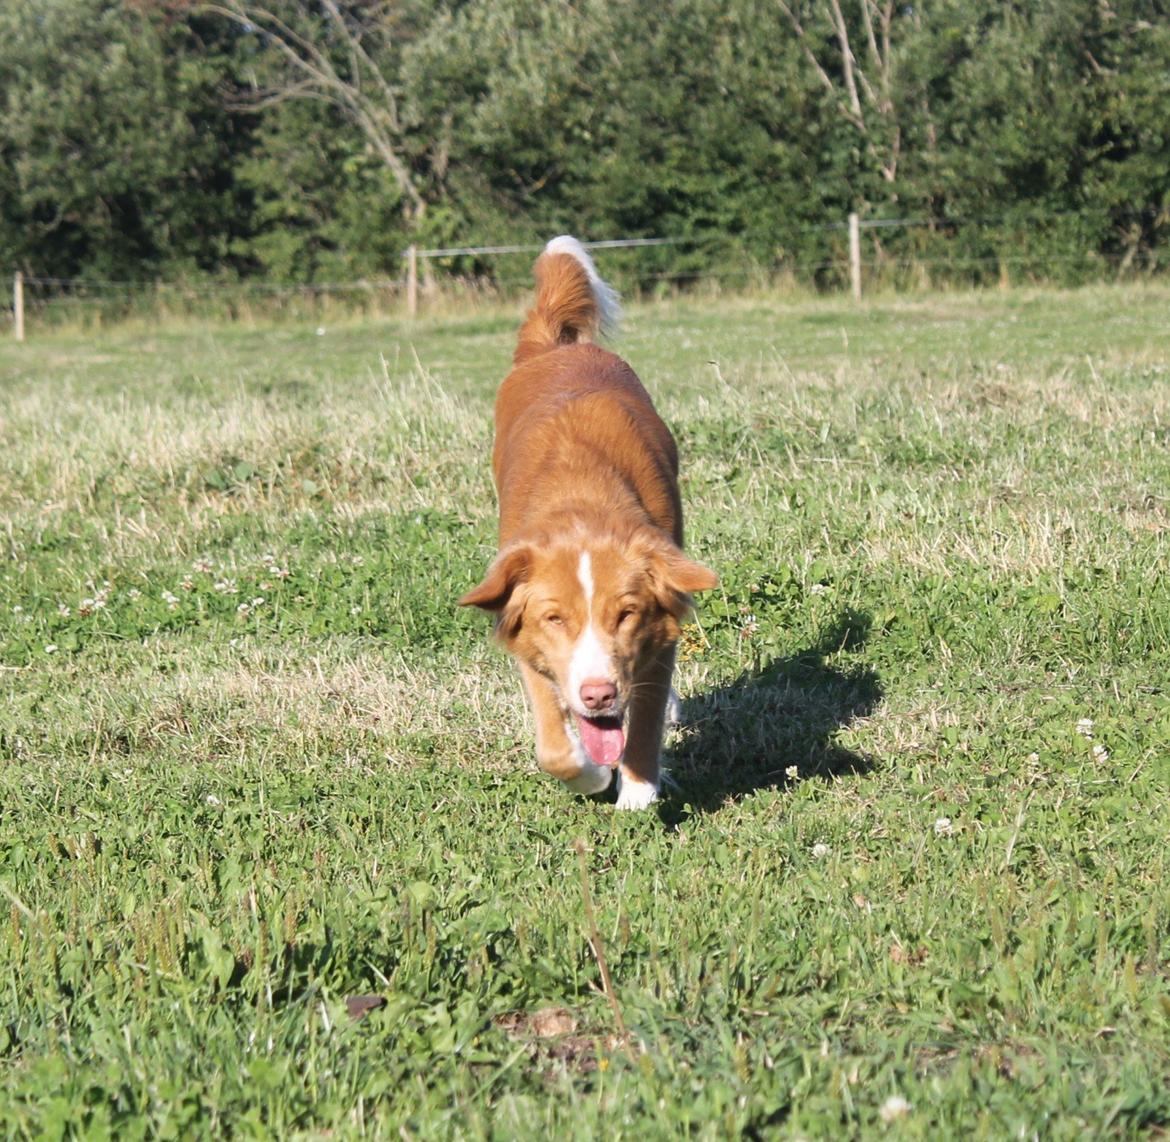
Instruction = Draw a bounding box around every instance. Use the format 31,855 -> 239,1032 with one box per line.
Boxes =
492,239 -> 683,547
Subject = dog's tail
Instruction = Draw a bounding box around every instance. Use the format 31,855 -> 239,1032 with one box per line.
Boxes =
514,236 -> 621,363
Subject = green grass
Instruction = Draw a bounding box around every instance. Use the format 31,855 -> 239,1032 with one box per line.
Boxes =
2,283 -> 1169,1138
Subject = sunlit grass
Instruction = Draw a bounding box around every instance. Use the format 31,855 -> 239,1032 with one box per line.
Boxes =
2,283 -> 1169,1136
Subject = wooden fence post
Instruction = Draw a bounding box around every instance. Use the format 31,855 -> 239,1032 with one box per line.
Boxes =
13,271 -> 25,341
848,213 -> 862,301
406,245 -> 418,318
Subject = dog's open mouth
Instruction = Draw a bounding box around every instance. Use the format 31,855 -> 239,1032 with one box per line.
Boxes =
574,714 -> 625,767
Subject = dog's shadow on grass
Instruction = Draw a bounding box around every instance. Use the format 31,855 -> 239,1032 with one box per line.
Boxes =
662,610 -> 882,824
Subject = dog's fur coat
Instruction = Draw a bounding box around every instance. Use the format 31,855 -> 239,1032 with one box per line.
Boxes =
461,237 -> 717,809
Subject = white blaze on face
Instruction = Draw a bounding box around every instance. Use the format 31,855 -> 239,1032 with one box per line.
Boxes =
568,551 -> 615,713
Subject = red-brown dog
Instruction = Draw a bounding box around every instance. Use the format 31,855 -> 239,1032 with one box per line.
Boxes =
461,236 -> 717,809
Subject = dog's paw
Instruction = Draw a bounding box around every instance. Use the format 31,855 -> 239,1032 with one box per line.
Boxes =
562,760 -> 614,796
615,771 -> 659,810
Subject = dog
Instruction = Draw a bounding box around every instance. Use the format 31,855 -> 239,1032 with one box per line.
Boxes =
460,236 -> 718,809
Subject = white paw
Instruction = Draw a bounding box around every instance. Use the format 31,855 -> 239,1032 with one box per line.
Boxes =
562,760 -> 614,796
615,771 -> 659,810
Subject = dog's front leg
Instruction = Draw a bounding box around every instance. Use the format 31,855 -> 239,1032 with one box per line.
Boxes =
616,646 -> 675,810
517,661 -> 613,795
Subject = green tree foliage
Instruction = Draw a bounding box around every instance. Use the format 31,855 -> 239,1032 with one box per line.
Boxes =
0,0 -> 249,279
0,0 -> 1166,287
232,97 -> 411,281
934,0 -> 1170,272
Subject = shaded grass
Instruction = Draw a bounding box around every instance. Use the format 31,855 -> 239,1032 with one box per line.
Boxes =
2,283 -> 1169,1137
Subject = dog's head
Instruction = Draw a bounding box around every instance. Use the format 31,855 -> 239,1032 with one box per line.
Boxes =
460,528 -> 717,764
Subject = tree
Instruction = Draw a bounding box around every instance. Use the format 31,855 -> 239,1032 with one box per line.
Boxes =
776,0 -> 905,194
403,0 -> 833,278
1,0 -> 1165,289
231,92 -> 412,279
928,0 -> 1170,278
201,0 -> 429,225
0,0 -> 248,279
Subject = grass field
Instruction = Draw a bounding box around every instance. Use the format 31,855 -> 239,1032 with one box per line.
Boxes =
2,283 -> 1169,1138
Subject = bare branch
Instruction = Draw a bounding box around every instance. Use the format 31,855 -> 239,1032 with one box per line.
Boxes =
776,1 -> 835,94
860,0 -> 881,76
776,0 -> 865,130
860,0 -> 896,113
828,0 -> 864,125
320,0 -> 363,100
321,0 -> 402,132
778,0 -> 906,187
203,3 -> 349,100
883,123 -> 900,184
200,0 -> 423,219
223,79 -> 337,111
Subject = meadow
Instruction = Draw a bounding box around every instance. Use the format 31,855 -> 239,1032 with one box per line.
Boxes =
2,283 -> 1169,1138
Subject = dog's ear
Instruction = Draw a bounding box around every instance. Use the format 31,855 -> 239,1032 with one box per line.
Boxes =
643,539 -> 719,618
459,545 -> 533,631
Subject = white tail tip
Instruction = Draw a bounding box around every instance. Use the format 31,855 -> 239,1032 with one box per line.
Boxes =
543,235 -> 622,338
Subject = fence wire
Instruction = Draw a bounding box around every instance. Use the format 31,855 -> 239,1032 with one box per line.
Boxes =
4,211 -> 1164,333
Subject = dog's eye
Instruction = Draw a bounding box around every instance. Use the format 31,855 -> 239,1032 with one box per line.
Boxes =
544,613 -> 564,627
617,607 -> 638,626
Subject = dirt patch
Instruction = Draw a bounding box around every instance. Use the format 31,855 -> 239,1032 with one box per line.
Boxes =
494,1006 -> 628,1078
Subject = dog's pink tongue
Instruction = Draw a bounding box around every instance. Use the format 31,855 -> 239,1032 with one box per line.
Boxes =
576,715 -> 625,767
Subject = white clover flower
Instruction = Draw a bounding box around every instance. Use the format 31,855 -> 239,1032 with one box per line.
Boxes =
180,576 -> 195,592
934,817 -> 954,837
12,605 -> 23,614
161,590 -> 179,605
44,644 -> 58,654
785,765 -> 800,780
237,602 -> 251,615
1092,743 -> 1110,763
811,842 -> 831,859
261,552 -> 277,566
1026,752 -> 1040,763
1076,718 -> 1094,738
880,1095 -> 912,1124
57,603 -> 71,617
127,588 -> 141,600
214,578 -> 238,595
78,598 -> 95,616
810,583 -> 829,595
193,557 -> 214,573
251,597 -> 265,608
206,793 -> 222,807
